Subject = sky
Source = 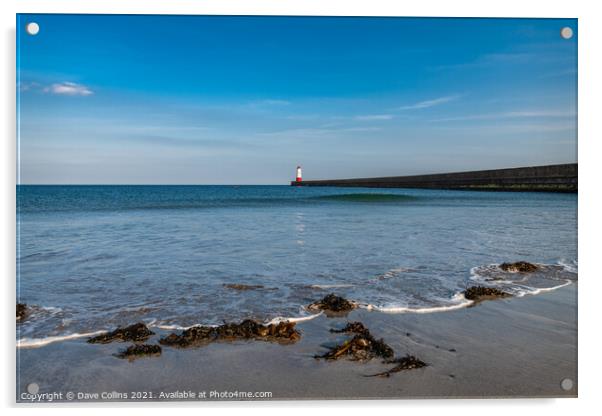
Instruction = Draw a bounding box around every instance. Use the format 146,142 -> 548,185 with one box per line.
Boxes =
17,15 -> 577,184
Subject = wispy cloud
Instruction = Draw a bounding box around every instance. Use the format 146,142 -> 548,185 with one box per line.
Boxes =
354,114 -> 394,121
430,122 -> 575,134
249,99 -> 291,107
284,114 -> 320,121
431,52 -> 535,71
18,81 -> 41,92
121,134 -> 258,149
256,125 -> 382,141
44,82 -> 93,96
397,95 -> 460,110
432,110 -> 576,122
256,128 -> 335,140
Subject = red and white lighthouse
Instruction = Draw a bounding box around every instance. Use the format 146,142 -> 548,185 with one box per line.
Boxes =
295,165 -> 302,182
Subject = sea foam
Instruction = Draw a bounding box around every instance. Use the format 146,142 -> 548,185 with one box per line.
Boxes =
17,330 -> 107,349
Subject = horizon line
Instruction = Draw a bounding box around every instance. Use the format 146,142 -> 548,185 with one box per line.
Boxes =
16,183 -> 290,186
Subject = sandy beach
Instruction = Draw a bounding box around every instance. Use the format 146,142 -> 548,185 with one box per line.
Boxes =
17,283 -> 577,402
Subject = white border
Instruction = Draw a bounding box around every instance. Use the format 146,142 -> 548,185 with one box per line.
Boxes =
2,0 -> 600,414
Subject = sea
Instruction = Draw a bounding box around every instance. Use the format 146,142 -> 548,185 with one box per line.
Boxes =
16,185 -> 577,347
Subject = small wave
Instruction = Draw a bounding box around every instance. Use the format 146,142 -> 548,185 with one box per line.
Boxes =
266,311 -> 323,325
151,323 -> 215,331
512,280 -> 573,297
470,261 -> 576,298
558,259 -> 578,273
16,305 -> 64,322
18,250 -> 69,261
153,312 -> 324,330
74,253 -> 119,264
309,284 -> 354,289
362,293 -> 473,314
373,267 -> 412,281
153,324 -> 183,330
311,193 -> 417,203
40,306 -> 63,313
17,330 -> 107,349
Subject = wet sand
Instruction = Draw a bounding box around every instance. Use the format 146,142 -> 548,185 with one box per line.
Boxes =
17,284 -> 577,402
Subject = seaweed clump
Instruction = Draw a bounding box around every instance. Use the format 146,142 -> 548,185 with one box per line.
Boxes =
17,303 -> 27,321
87,323 -> 155,344
308,294 -> 357,314
116,344 -> 162,361
463,286 -> 512,302
330,321 -> 370,336
159,319 -> 300,348
316,321 -> 393,361
366,355 -> 427,377
499,261 -> 538,273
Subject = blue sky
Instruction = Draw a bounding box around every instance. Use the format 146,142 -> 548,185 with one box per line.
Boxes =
17,15 -> 577,184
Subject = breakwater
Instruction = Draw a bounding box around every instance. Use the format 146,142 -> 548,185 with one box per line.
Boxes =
291,163 -> 577,192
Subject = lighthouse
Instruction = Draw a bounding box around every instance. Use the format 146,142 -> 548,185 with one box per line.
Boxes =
296,166 -> 302,182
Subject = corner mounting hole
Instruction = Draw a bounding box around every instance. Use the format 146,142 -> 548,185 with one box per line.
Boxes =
560,378 -> 574,391
26,22 -> 40,36
560,27 -> 573,40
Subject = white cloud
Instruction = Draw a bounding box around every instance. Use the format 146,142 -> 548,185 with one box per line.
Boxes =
432,110 -> 576,122
397,95 -> 459,110
354,114 -> 394,121
44,82 -> 93,96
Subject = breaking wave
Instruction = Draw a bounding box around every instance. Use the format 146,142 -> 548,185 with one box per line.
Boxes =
362,293 -> 473,314
17,330 -> 107,349
469,261 -> 577,297
359,260 -> 576,315
266,311 -> 324,325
